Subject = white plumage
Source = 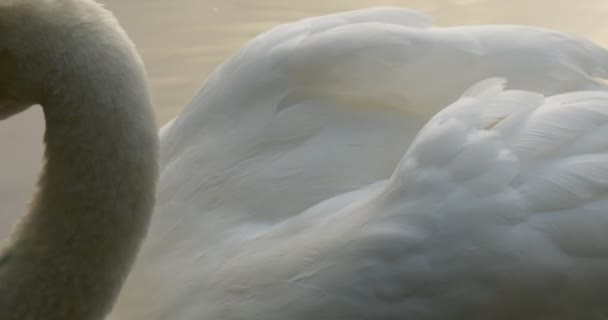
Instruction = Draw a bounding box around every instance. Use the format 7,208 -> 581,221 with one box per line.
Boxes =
106,7 -> 608,320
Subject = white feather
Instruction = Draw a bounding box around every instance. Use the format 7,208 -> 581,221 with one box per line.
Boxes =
111,7 -> 608,320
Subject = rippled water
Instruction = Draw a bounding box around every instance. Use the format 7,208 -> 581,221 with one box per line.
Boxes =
2,0 -> 608,236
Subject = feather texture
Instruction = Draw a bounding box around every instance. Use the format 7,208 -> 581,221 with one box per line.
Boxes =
111,7 -> 608,320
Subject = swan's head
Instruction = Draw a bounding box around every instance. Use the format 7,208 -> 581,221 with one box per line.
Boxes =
0,0 -> 143,120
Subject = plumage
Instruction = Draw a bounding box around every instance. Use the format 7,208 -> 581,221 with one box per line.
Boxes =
3,2 -> 608,319
0,1 -> 158,319
110,7 -> 608,320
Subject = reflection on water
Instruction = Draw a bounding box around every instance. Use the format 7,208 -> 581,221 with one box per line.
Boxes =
2,0 -> 608,236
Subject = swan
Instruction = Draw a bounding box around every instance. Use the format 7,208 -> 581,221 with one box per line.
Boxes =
113,7 -> 608,320
3,1 -> 608,320
0,0 -> 158,319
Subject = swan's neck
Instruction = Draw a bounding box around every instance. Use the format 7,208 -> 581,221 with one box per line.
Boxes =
0,9 -> 158,319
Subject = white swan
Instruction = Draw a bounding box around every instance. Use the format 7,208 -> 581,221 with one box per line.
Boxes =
3,2 -> 608,320
114,7 -> 608,320
0,1 -> 158,319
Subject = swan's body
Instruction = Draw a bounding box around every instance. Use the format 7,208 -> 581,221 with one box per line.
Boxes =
3,2 -> 608,319
0,1 -> 158,319
112,8 -> 608,320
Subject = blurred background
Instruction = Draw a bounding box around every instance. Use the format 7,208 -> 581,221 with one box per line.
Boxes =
2,0 -> 608,237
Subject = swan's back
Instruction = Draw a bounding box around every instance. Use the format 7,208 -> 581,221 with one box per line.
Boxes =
157,7 -> 608,230
112,8 -> 608,319
190,79 -> 608,319
143,80 -> 608,319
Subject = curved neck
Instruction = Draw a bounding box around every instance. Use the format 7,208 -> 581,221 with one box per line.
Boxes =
0,10 -> 158,320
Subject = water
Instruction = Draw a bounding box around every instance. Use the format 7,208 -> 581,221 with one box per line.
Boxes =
2,0 -> 608,236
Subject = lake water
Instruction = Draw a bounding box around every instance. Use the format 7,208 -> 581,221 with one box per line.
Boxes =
2,0 -> 608,236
